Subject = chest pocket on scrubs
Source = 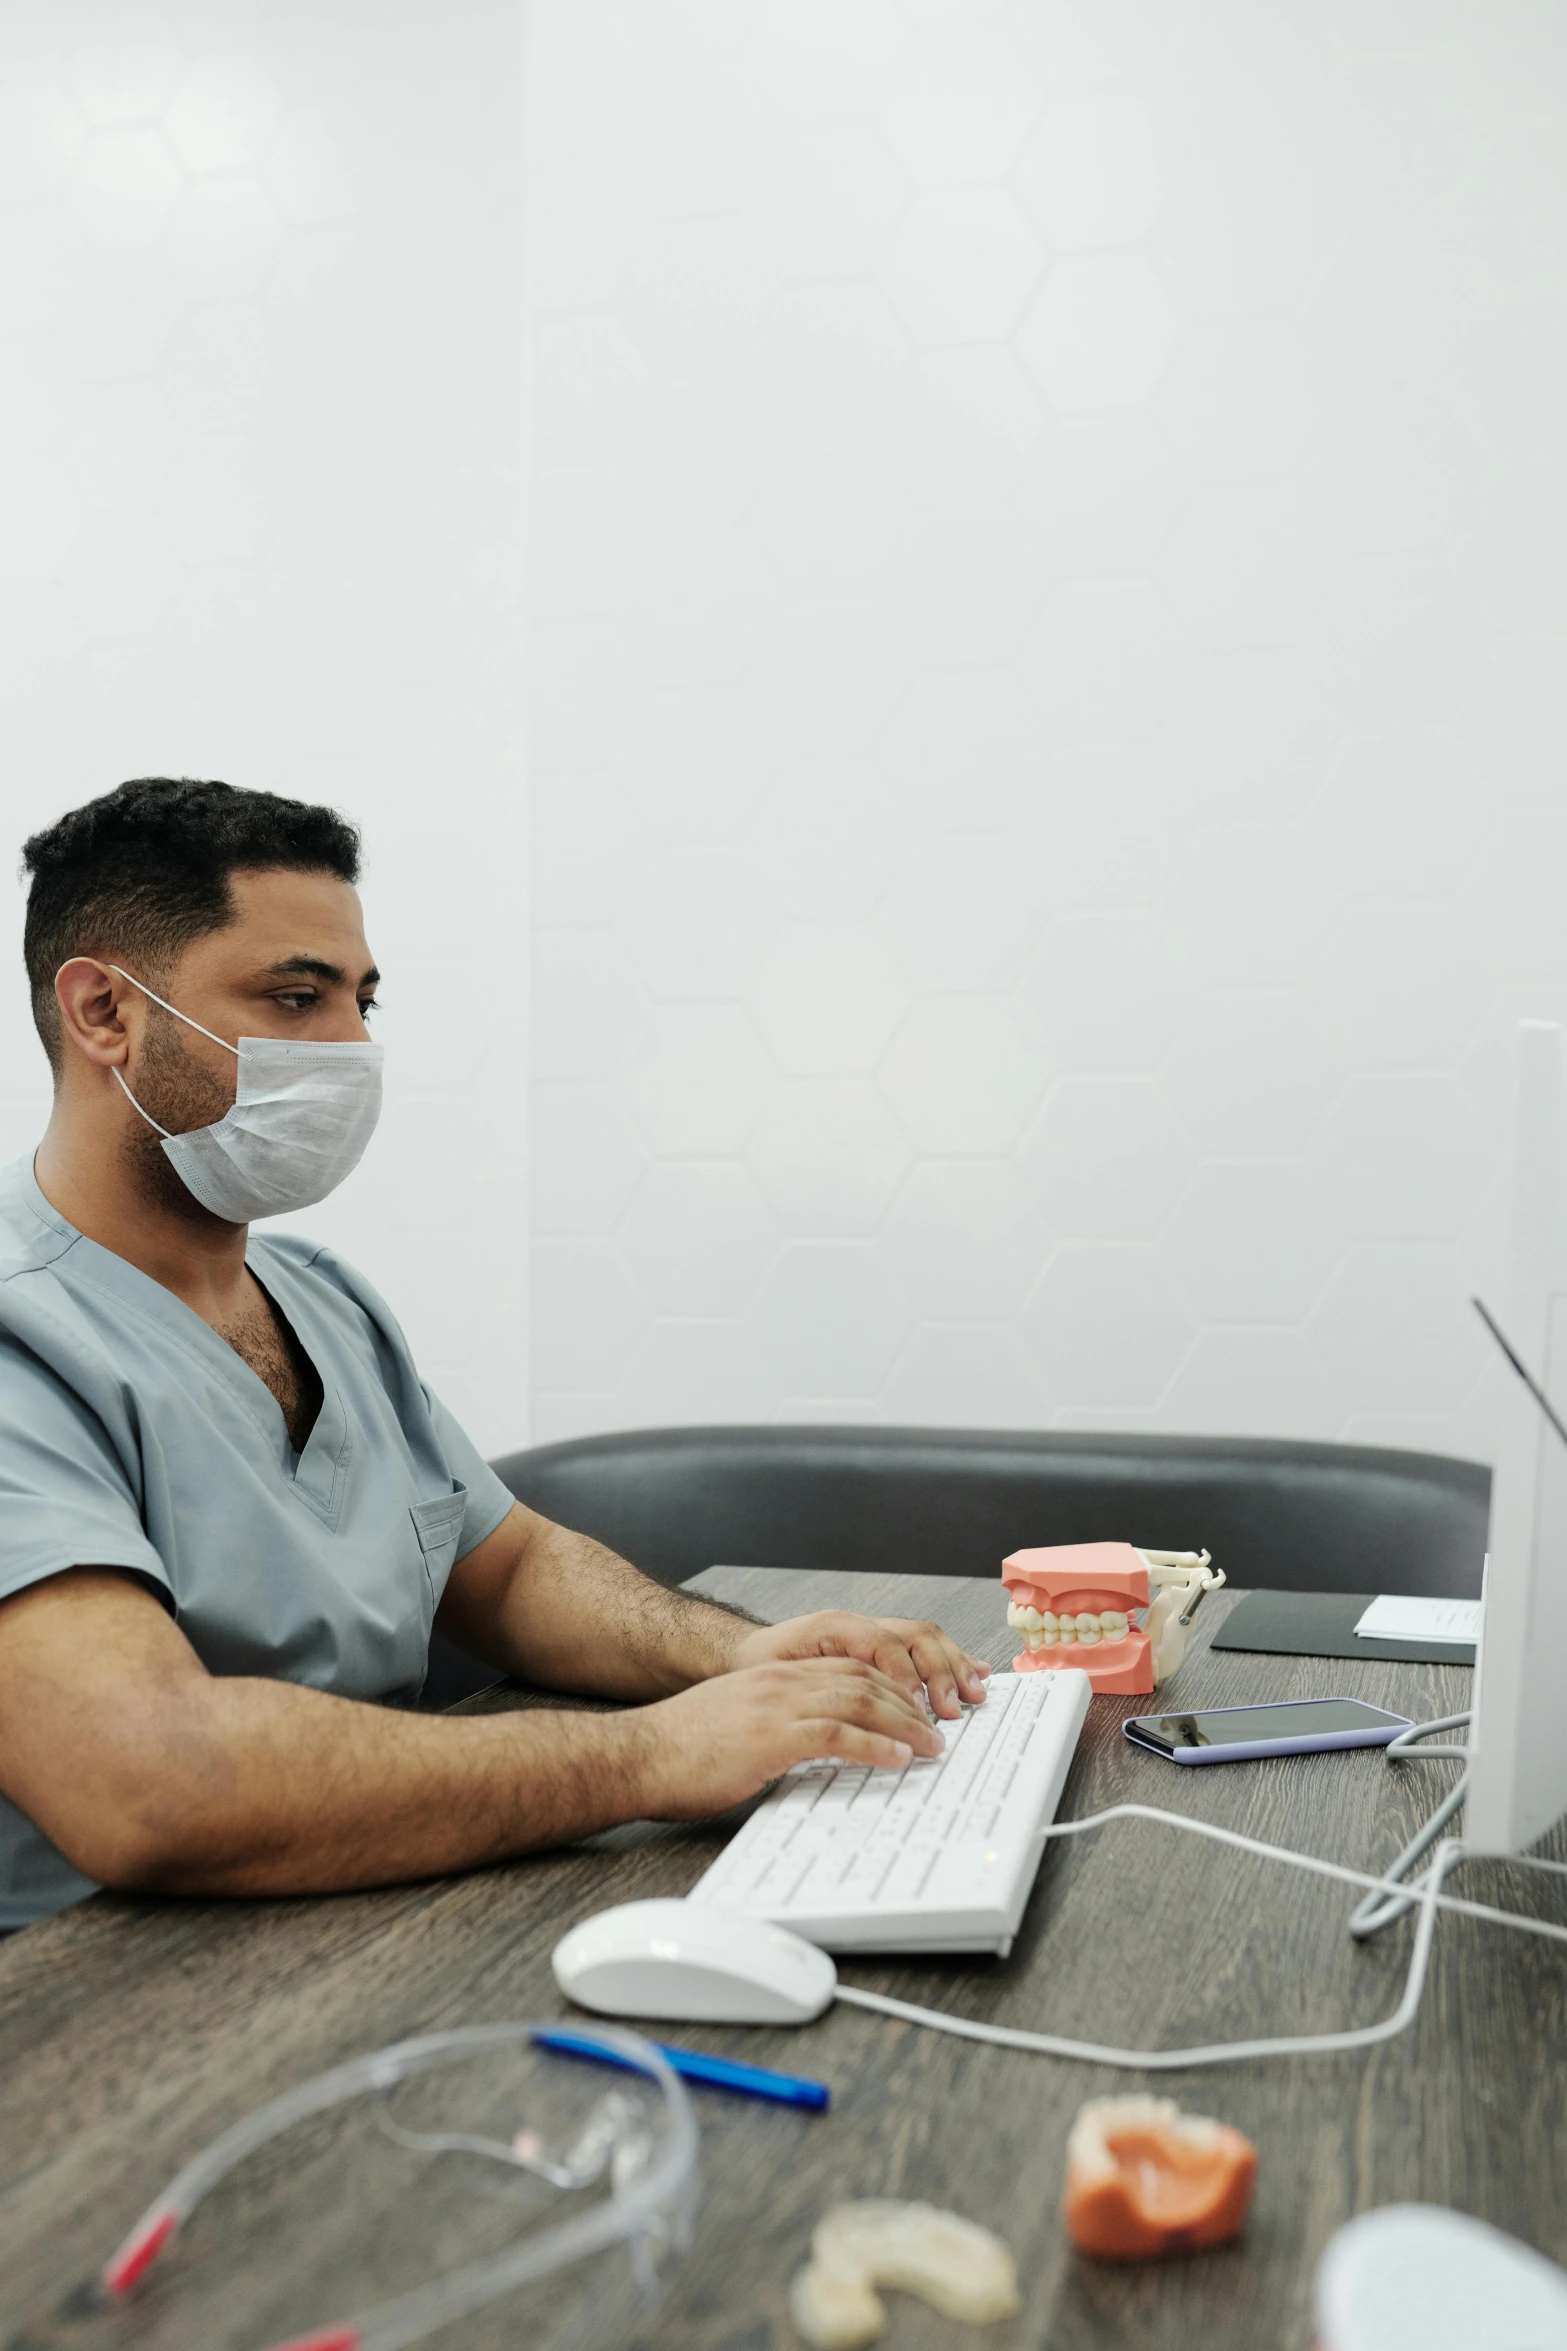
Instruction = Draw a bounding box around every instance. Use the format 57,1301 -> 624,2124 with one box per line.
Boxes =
409,1487 -> 468,1618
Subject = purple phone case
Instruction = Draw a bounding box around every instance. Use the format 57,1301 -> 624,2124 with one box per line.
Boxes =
1124,1696 -> 1414,1766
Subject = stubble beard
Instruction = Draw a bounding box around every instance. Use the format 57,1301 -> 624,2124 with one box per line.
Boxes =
118,1011 -> 241,1229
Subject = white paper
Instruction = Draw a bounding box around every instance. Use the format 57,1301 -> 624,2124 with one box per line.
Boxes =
1353,1595 -> 1482,1645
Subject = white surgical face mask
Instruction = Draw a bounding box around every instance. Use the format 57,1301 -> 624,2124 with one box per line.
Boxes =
107,965 -> 384,1224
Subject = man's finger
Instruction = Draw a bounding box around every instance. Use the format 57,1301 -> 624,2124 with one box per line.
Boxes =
895,1623 -> 962,1716
767,1655 -> 938,1744
794,1653 -> 922,1701
818,1613 -> 924,1690
927,1633 -> 990,1702
795,1707 -> 946,1767
797,1720 -> 919,1770
891,1623 -> 987,1718
816,1615 -> 955,1712
796,1669 -> 942,1755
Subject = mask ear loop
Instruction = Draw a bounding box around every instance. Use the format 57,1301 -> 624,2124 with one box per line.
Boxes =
55,963 -> 242,1139
112,1067 -> 174,1138
104,965 -> 241,1058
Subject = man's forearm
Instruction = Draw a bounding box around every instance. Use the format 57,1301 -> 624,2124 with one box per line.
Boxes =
0,1567 -> 953,1907
440,1511 -> 763,1701
95,1675 -> 653,1898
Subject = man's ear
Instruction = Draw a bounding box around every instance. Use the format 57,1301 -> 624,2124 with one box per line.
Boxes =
53,959 -> 137,1070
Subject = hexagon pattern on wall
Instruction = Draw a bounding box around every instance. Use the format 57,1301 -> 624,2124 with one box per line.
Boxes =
527,0 -> 1567,1464
0,0 -> 528,1457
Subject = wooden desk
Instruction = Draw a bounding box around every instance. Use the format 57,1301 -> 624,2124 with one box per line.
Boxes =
2,1572 -> 1564,2351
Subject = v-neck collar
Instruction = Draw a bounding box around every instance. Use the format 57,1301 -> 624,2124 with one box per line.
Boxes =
246,1255 -> 352,1522
22,1158 -> 352,1528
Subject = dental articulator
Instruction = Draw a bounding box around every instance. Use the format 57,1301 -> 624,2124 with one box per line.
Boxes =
1003,1541 -> 1224,1693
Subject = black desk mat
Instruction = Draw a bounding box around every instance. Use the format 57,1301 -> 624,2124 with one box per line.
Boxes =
1210,1587 -> 1475,1667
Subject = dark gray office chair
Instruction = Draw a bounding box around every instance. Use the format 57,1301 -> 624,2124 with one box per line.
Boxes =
422,1425 -> 1489,1707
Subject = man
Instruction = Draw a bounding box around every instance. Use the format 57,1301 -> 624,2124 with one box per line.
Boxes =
0,778 -> 987,1927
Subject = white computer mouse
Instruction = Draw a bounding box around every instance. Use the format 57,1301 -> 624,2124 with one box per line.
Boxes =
551,1898 -> 837,2025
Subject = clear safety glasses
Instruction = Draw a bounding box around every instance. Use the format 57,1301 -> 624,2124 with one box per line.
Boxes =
98,2022 -> 700,2351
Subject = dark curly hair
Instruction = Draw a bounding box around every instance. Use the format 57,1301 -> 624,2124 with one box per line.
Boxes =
22,777 -> 361,1070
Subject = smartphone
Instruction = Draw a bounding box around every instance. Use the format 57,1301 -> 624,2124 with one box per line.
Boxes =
1123,1695 -> 1414,1765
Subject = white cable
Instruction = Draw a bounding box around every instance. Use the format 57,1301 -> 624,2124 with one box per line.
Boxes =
1351,1713 -> 1472,1939
1033,1802 -> 1567,1946
1350,1712 -> 1567,1935
1387,1711 -> 1473,1763
1350,1779 -> 1469,1939
1501,1849 -> 1567,1879
833,1801 -> 1567,2071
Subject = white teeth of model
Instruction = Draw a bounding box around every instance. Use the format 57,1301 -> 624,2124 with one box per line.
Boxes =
1039,1610 -> 1059,1631
1043,1627 -> 1058,1644
1100,1611 -> 1129,1638
1006,1603 -> 1022,1628
1077,1625 -> 1101,1645
1075,1613 -> 1100,1634
1059,1625 -> 1077,1642
1023,1607 -> 1043,1631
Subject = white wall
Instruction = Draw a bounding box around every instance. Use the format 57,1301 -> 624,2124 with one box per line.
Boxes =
526,0 -> 1567,1463
7,5 -> 1566,1472
0,0 -> 528,1453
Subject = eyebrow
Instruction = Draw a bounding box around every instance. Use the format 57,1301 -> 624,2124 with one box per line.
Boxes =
255,956 -> 381,990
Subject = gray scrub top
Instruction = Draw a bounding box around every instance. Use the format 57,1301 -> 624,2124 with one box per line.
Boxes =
0,1156 -> 517,1927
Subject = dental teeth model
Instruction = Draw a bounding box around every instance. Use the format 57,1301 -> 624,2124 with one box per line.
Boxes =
1064,2096 -> 1257,2260
1000,1542 -> 1223,1694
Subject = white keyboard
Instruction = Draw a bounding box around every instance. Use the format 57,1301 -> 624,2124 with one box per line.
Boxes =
690,1668 -> 1092,1956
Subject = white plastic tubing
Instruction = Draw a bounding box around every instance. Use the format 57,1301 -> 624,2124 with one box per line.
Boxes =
100,2022 -> 699,2351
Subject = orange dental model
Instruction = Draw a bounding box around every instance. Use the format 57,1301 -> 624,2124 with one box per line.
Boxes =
1001,1542 -> 1222,1694
1063,2095 -> 1257,2260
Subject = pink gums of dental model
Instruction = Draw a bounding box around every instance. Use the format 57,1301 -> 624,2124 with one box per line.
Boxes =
1002,1543 -> 1156,1695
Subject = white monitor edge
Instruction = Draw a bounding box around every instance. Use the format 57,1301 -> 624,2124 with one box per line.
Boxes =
1467,1019 -> 1567,1857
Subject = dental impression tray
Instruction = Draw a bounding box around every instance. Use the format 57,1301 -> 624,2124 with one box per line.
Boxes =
1002,1543 -> 1223,1694
790,2201 -> 1020,2348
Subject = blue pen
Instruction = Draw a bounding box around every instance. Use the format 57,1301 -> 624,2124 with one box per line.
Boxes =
534,2025 -> 830,2111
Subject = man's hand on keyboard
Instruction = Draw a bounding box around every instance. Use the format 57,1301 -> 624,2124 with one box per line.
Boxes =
627,1658 -> 947,1821
727,1613 -> 991,1721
